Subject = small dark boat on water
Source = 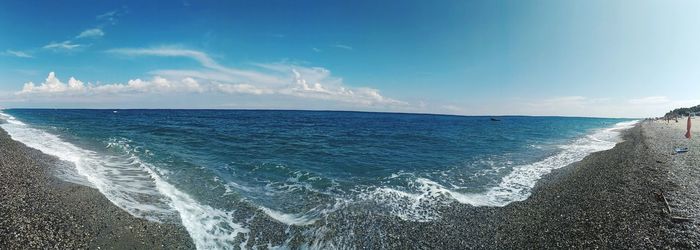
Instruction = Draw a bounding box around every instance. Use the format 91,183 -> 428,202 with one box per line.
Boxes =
490,118 -> 500,121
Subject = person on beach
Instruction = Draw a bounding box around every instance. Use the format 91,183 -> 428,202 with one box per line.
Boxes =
685,115 -> 692,139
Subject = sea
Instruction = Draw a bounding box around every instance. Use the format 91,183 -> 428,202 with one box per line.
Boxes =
0,109 -> 636,248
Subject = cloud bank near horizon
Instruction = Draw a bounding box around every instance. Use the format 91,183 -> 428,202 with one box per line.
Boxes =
15,48 -> 405,108
11,71 -> 698,117
5,48 -> 697,118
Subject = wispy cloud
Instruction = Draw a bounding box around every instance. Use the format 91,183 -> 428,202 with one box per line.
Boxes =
625,96 -> 700,117
530,96 -> 590,107
496,95 -> 700,118
43,41 -> 84,51
107,48 -> 225,71
97,10 -> 118,20
38,9 -> 124,54
628,96 -> 670,105
440,105 -> 463,112
97,8 -> 126,25
28,10 -> 119,56
21,47 -> 405,107
332,44 -> 353,50
2,50 -> 33,58
76,28 -> 105,39
312,47 -> 322,52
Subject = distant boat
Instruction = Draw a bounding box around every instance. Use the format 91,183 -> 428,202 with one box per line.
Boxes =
113,110 -> 118,113
490,118 -> 500,121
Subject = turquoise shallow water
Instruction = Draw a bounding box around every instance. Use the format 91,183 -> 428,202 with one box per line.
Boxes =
0,109 -> 635,248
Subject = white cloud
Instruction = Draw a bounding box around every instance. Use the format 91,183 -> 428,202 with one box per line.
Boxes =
108,48 -> 217,67
76,28 -> 104,39
3,50 -> 33,58
20,72 -> 84,94
107,48 -> 281,84
441,105 -> 463,112
531,96 -> 589,107
181,77 -> 203,92
216,83 -> 273,95
107,48 -> 279,81
476,95 -> 700,118
418,101 -> 427,109
97,9 -> 125,25
17,64 -> 404,107
628,96 -> 670,105
43,41 -> 83,50
97,10 -> 117,20
103,47 -> 404,106
18,72 -> 206,96
332,44 -> 353,50
278,67 -> 404,105
485,96 -> 620,117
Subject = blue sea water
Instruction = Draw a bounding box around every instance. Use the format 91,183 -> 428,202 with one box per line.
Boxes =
0,109 -> 636,248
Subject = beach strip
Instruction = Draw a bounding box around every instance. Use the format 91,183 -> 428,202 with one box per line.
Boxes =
0,128 -> 194,249
334,121 -> 699,248
1,120 -> 699,248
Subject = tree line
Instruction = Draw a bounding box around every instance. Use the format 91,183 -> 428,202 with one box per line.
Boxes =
665,104 -> 700,117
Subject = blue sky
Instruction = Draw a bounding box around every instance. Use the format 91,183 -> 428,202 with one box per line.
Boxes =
1,0 -> 699,117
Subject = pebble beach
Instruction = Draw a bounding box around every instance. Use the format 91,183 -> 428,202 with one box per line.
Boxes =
312,120 -> 699,249
0,128 -> 194,249
1,119 -> 699,248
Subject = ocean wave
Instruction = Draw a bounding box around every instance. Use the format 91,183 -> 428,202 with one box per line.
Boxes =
454,120 -> 638,206
259,206 -> 320,226
0,112 -> 252,249
0,111 -> 640,248
0,114 -> 177,221
358,120 -> 638,221
358,178 -> 453,222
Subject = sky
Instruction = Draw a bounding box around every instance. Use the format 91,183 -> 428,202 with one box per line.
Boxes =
0,0 -> 699,118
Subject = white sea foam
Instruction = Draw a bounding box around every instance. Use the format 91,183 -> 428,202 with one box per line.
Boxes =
259,206 -> 319,226
456,120 -> 638,206
254,178 -> 346,226
362,120 -> 639,221
0,111 -> 641,247
358,177 -> 453,222
0,112 -> 251,249
0,114 -> 176,221
136,159 -> 251,248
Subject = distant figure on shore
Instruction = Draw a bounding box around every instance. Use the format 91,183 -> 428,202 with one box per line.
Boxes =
685,115 -> 692,139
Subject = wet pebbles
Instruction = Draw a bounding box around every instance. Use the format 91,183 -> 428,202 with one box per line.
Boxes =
0,128 -> 194,249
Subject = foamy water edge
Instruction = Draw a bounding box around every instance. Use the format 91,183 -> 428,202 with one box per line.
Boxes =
0,111 -> 638,248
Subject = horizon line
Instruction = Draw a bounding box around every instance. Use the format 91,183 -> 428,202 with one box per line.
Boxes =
1,107 -> 640,120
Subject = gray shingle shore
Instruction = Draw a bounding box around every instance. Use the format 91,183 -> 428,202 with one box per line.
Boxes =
1,120 -> 698,249
292,121 -> 699,248
0,128 -> 194,249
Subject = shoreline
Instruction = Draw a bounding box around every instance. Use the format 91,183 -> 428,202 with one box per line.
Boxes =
1,121 -> 697,248
311,121 -> 697,248
0,128 -> 194,248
